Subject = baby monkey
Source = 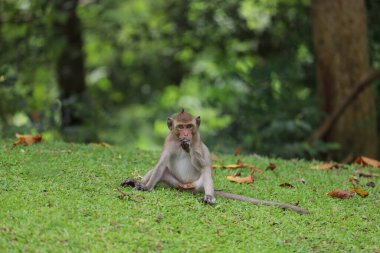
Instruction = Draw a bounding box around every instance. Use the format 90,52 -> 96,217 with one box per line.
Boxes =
121,110 -> 309,214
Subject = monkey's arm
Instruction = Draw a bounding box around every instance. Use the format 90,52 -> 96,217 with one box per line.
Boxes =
137,151 -> 170,191
199,167 -> 215,204
215,191 -> 309,215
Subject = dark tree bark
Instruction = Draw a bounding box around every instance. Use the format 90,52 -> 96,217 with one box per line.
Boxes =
54,0 -> 86,129
311,0 -> 378,159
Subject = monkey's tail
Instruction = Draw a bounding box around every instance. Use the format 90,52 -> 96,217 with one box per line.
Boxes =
215,191 -> 309,215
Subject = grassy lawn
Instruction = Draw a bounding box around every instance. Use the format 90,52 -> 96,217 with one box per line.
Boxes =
1,141 -> 379,252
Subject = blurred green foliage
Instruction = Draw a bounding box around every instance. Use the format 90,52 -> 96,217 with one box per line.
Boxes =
1,0 -> 379,158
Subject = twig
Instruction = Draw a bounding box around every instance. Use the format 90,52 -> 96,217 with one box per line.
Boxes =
308,68 -> 380,143
215,191 -> 309,215
115,188 -> 129,200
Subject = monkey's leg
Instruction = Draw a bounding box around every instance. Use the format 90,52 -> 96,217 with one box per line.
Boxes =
137,163 -> 168,191
160,170 -> 181,187
141,169 -> 154,184
139,154 -> 170,190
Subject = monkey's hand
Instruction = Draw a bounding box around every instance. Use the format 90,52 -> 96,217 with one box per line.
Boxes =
134,182 -> 152,191
120,178 -> 137,188
198,195 -> 215,205
179,138 -> 190,153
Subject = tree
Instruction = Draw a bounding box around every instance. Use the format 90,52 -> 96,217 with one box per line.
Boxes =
54,0 -> 87,133
311,0 -> 377,159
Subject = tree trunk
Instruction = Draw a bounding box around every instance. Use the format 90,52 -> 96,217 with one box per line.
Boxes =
54,0 -> 86,129
311,0 -> 378,159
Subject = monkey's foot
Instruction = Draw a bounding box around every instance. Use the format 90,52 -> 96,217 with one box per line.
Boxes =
198,195 -> 215,205
120,178 -> 136,188
134,182 -> 151,191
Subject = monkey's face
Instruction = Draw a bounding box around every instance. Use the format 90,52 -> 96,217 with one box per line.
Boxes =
174,123 -> 195,152
167,111 -> 201,152
175,123 -> 194,142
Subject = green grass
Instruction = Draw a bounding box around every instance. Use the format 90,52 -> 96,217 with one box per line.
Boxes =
1,141 -> 379,252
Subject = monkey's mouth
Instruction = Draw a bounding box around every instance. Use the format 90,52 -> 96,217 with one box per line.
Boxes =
179,138 -> 190,152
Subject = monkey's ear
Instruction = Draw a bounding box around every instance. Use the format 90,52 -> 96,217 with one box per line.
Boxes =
196,116 -> 201,127
167,118 -> 174,130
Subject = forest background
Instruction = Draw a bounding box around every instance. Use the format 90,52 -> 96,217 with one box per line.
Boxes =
1,0 -> 380,161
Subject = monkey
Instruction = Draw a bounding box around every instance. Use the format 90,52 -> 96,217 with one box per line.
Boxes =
122,109 -> 215,204
121,110 -> 309,214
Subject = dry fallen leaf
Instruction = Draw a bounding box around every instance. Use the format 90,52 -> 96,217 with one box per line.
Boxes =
242,163 -> 263,173
266,163 -> 277,171
279,182 -> 295,188
366,182 -> 375,188
313,163 -> 341,170
226,174 -> 253,184
353,156 -> 380,168
223,164 -> 243,169
227,168 -> 254,184
327,189 -> 355,199
350,188 -> 369,198
14,133 -> 42,146
354,170 -> 379,178
213,159 -> 262,173
347,176 -> 360,186
91,142 -> 111,148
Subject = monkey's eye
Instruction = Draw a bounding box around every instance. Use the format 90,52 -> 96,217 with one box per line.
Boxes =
177,125 -> 184,129
186,124 -> 193,129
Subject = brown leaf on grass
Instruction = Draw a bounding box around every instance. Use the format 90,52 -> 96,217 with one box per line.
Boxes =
226,174 -> 253,184
313,163 -> 341,170
353,156 -> 380,168
14,133 -> 42,146
242,163 -> 263,173
366,182 -> 375,188
327,189 -> 354,199
279,182 -> 295,188
347,176 -> 360,186
234,147 -> 241,156
213,159 -> 262,173
350,188 -> 369,198
266,163 -> 277,171
354,170 -> 379,178
91,142 -> 111,148
223,164 -> 242,169
227,168 -> 254,184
